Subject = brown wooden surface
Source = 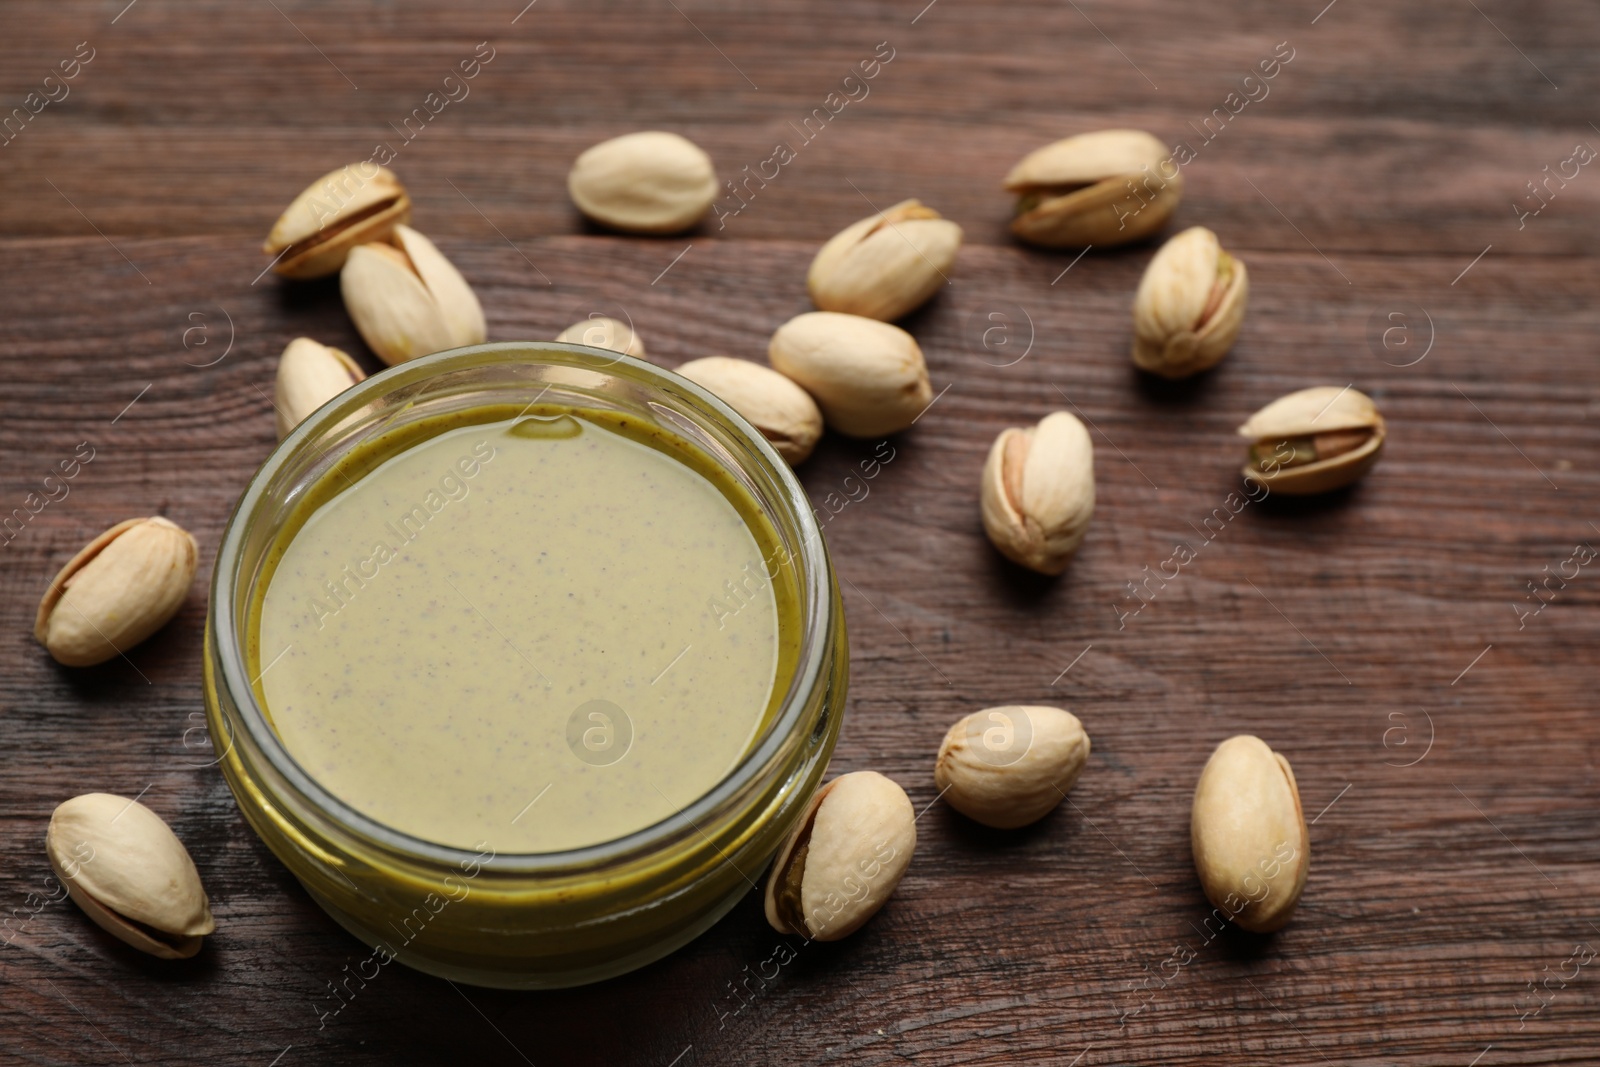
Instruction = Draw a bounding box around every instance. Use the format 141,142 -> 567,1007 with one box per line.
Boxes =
2,1 -> 1598,1064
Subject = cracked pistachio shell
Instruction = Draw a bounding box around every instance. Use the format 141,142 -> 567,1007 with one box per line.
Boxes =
677,356 -> 823,465
807,199 -> 963,322
767,311 -> 932,438
1191,736 -> 1309,934
340,225 -> 486,365
1238,386 -> 1385,495
764,771 -> 916,942
554,316 -> 646,359
981,411 -> 1095,575
935,706 -> 1090,829
1132,227 -> 1249,379
262,163 -> 411,280
35,517 -> 198,667
48,793 -> 215,959
567,131 -> 717,234
1003,129 -> 1181,248
274,337 -> 365,439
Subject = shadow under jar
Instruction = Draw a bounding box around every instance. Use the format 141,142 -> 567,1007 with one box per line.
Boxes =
204,342 -> 846,988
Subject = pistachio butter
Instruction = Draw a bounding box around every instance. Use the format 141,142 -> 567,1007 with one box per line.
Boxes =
253,406 -> 796,854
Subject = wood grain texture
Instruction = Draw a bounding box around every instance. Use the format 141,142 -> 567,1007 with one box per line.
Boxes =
1,1 -> 1597,1064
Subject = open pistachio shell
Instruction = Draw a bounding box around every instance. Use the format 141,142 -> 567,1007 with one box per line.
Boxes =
1132,227 -> 1249,378
263,164 -> 411,280
35,517 -> 198,667
1004,130 -> 1181,248
1238,386 -> 1385,495
764,771 -> 916,941
274,338 -> 365,439
47,793 -> 215,959
1191,736 -> 1309,933
807,199 -> 962,322
980,411 -> 1095,575
339,225 -> 486,365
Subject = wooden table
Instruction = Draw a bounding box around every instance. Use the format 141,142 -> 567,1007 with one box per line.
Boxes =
3,1 -> 1596,1063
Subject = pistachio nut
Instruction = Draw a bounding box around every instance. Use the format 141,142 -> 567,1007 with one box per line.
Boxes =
981,411 -> 1095,575
554,316 -> 647,359
1003,129 -> 1182,248
767,311 -> 932,438
340,225 -> 486,365
273,337 -> 365,439
35,517 -> 198,667
1238,386 -> 1385,495
262,163 -> 411,280
567,131 -> 717,234
676,356 -> 824,465
764,771 -> 916,941
935,706 -> 1090,829
1132,227 -> 1249,379
807,199 -> 962,322
1191,736 -> 1309,934
47,793 -> 215,959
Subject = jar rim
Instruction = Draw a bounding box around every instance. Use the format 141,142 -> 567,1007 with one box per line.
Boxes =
210,341 -> 836,876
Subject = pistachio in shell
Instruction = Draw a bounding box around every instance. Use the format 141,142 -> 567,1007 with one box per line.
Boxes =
935,706 -> 1090,829
676,356 -> 824,465
47,793 -> 215,959
1190,736 -> 1309,934
554,316 -> 646,359
1132,226 -> 1249,379
567,131 -> 718,234
35,517 -> 198,667
767,311 -> 932,438
1004,129 -> 1182,249
340,225 -> 486,365
1238,386 -> 1385,495
262,163 -> 411,280
273,337 -> 365,439
764,771 -> 916,941
807,199 -> 962,322
980,411 -> 1095,575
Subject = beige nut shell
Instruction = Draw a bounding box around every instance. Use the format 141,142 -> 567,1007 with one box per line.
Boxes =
263,164 -> 411,280
764,771 -> 916,941
1004,130 -> 1181,248
1132,226 -> 1249,379
35,517 -> 198,667
676,356 -> 823,465
807,199 -> 962,322
1190,736 -> 1309,934
1238,386 -> 1386,495
340,225 -> 486,365
274,337 -> 365,439
567,131 -> 717,234
981,411 -> 1095,575
47,793 -> 215,959
935,706 -> 1090,829
554,316 -> 647,359
767,311 -> 932,438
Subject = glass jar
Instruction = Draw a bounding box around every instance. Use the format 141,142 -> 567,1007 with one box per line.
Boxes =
203,342 -> 846,989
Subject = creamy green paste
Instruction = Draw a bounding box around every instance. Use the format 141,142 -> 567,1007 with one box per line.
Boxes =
254,408 -> 792,853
